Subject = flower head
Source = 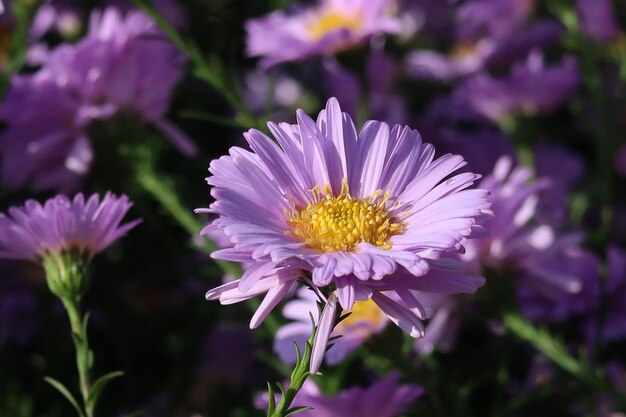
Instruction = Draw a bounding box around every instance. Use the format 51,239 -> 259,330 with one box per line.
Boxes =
576,0 -> 620,42
200,98 -> 490,369
405,0 -> 562,81
245,0 -> 400,68
0,192 -> 140,263
449,52 -> 580,123
463,157 -> 585,296
0,7 -> 195,191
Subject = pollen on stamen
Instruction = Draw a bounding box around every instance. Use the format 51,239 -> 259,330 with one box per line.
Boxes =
286,179 -> 405,253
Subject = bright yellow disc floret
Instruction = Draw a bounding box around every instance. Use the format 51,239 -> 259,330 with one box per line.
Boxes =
287,180 -> 404,252
306,10 -> 362,40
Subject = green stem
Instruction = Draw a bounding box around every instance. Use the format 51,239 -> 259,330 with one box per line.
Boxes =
0,0 -> 40,93
128,0 -> 264,132
135,165 -> 241,278
269,329 -> 316,417
43,252 -> 94,417
61,297 -> 94,417
502,312 -> 613,395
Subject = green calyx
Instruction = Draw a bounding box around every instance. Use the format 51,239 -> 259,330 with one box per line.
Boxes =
42,250 -> 90,301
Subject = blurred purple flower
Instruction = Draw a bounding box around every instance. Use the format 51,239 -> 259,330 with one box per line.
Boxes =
451,52 -> 580,122
259,373 -> 423,417
485,19 -> 564,68
456,0 -> 535,41
398,0 -> 454,41
106,0 -> 187,29
322,58 -> 360,119
1,7 -> 195,191
29,0 -> 81,41
405,0 -> 562,81
365,51 -> 409,125
243,69 -> 304,120
245,0 -> 400,68
576,0 -> 620,42
464,157 -> 584,295
200,98 -> 489,371
406,40 -> 495,81
0,192 -> 140,262
413,294 -> 460,354
516,247 -> 600,322
274,287 -> 388,366
533,142 -> 584,226
26,0 -> 82,65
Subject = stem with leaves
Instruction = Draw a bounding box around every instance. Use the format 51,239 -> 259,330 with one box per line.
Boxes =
42,252 -> 123,417
266,321 -> 317,417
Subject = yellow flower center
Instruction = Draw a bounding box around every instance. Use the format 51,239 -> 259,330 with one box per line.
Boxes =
287,180 -> 404,252
450,42 -> 478,60
335,298 -> 386,332
306,10 -> 362,40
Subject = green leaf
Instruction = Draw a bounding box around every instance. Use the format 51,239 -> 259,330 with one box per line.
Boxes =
266,382 -> 276,417
285,406 -> 314,416
44,377 -> 86,417
86,371 -> 124,412
503,312 -> 602,388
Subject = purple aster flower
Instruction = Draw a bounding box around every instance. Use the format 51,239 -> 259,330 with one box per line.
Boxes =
516,247 -> 600,323
0,192 -> 140,263
274,287 -> 388,365
450,52 -> 580,123
404,0 -> 562,82
463,157 -> 584,295
533,142 -> 584,226
258,373 -> 423,417
405,40 -> 495,81
245,0 -> 400,68
576,0 -> 620,42
399,0 -> 454,41
1,7 -> 196,191
200,97 -> 490,371
26,0 -> 82,65
456,0 -> 534,40
413,294 -> 460,355
29,0 -> 81,41
243,69 -> 304,120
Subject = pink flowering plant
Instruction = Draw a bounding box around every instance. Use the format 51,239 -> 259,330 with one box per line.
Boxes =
0,0 -> 625,416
